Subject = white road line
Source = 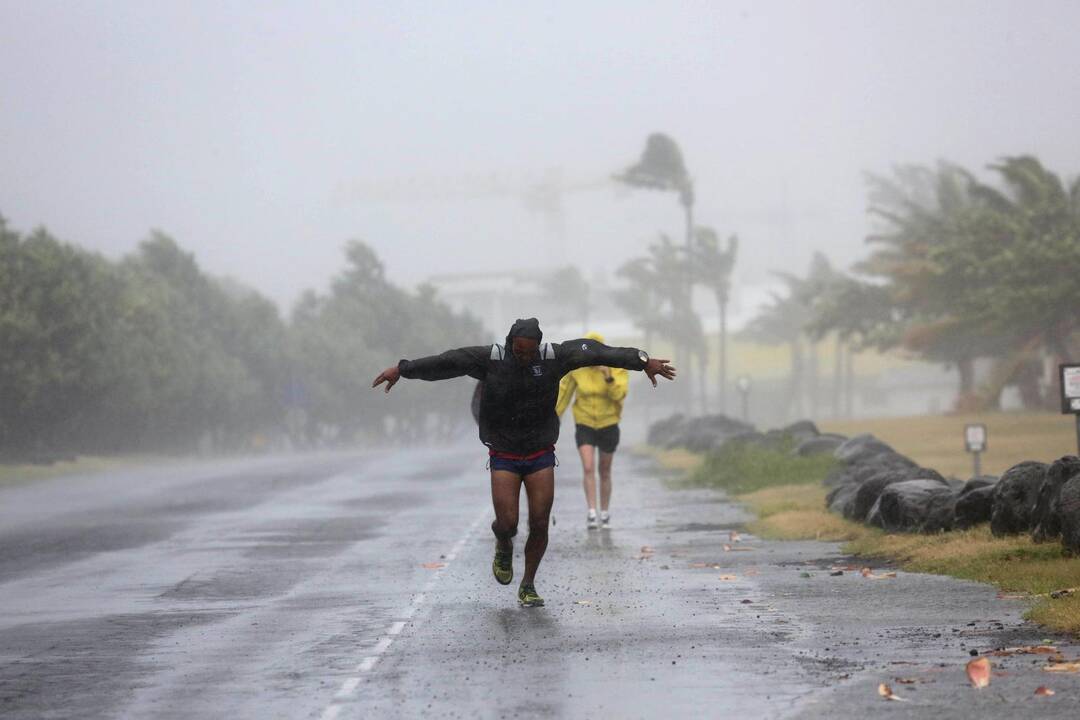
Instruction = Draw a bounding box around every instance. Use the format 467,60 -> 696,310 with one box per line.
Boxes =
335,677 -> 361,698
319,503 -> 489,717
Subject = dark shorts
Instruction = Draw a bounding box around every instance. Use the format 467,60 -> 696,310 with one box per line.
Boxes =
575,423 -> 620,454
488,449 -> 557,476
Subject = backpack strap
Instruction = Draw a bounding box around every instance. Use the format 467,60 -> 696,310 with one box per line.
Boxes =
540,342 -> 556,360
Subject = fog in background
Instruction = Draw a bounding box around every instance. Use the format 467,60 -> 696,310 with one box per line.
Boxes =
4,1 -> 1079,311
4,1 -> 1080,456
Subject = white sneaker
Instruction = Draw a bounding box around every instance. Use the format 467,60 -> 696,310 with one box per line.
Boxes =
587,510 -> 599,530
600,511 -> 611,529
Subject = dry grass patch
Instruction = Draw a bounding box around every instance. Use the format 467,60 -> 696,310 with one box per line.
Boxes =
748,510 -> 868,542
737,484 -> 869,542
1030,594 -> 1080,633
640,446 -> 704,474
821,412 -> 1075,478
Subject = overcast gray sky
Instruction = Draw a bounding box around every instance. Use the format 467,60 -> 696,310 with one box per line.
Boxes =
3,0 -> 1079,310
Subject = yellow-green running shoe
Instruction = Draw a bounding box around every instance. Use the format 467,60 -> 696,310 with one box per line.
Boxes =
517,583 -> 544,607
492,548 -> 513,585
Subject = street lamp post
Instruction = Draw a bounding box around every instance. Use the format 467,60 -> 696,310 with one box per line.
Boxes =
736,375 -> 752,423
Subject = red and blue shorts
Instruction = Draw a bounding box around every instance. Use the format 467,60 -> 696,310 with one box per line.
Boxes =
488,446 -> 557,476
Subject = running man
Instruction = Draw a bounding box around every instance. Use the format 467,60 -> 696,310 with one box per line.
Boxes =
555,331 -> 627,530
372,318 -> 675,607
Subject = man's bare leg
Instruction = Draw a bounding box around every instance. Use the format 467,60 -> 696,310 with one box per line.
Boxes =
490,470 -> 521,584
521,465 -> 555,587
578,444 -> 597,512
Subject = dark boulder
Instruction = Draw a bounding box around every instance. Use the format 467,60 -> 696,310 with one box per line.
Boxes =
866,479 -> 957,533
677,414 -> 756,452
960,475 -> 998,495
827,482 -> 860,517
834,434 -> 899,465
990,461 -> 1049,537
823,451 -> 916,488
795,434 -> 847,457
1032,456 -> 1080,543
647,414 -> 687,447
780,420 -> 820,445
1058,475 -> 1080,555
953,485 -> 996,530
847,467 -> 948,523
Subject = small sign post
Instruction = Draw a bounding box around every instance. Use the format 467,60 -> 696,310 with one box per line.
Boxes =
736,376 -> 752,422
964,423 -> 987,477
1060,364 -> 1080,453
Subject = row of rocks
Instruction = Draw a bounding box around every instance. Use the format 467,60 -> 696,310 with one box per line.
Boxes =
646,413 -> 845,457
825,433 -> 1080,554
647,413 -> 1080,553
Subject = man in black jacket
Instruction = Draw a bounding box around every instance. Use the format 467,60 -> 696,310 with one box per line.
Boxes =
372,318 -> 675,607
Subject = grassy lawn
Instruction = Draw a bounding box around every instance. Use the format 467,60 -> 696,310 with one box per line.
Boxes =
821,412 -> 1077,478
654,418 -> 1080,634
0,455 -> 158,488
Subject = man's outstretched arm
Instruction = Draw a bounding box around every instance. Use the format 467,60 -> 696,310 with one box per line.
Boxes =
372,345 -> 489,393
556,339 -> 676,387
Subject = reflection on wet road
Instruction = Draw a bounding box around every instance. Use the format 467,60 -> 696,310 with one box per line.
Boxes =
1,448 -> 1077,718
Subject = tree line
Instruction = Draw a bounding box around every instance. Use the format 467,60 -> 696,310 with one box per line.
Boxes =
0,215 -> 484,459
756,155 -> 1080,413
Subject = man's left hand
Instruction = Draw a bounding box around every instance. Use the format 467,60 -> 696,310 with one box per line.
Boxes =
644,358 -> 676,387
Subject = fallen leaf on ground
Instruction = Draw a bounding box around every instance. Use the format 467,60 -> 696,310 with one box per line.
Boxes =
689,562 -> 709,568
640,546 -> 654,554
1042,662 -> 1080,673
1034,686 -> 1055,696
575,599 -> 593,605
421,562 -> 446,569
718,574 -> 738,581
860,568 -> 898,580
966,657 -> 991,688
878,683 -> 906,701
895,678 -> 917,684
744,568 -> 760,576
723,544 -> 732,552
1049,587 -> 1077,599
729,531 -> 741,542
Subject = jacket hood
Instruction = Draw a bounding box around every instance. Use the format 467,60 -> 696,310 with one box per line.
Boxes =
505,317 -> 543,348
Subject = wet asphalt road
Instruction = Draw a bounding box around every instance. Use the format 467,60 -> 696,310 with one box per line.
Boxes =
1,446 -> 1079,719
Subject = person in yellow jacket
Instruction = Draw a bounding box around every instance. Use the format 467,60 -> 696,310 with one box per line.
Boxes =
556,331 -> 629,529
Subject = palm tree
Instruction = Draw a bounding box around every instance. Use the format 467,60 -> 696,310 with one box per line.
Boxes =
690,227 -> 738,413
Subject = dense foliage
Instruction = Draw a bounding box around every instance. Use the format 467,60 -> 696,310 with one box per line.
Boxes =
769,155 -> 1079,411
0,216 -> 483,458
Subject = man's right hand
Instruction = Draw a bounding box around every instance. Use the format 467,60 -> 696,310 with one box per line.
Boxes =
372,366 -> 401,393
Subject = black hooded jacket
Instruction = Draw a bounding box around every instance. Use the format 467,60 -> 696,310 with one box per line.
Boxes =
398,335 -> 647,455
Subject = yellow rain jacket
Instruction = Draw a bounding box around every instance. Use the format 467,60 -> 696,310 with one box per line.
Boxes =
555,332 -> 629,429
